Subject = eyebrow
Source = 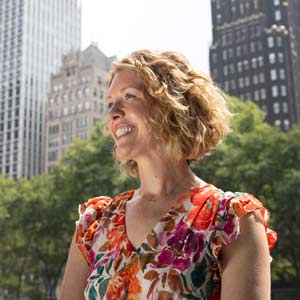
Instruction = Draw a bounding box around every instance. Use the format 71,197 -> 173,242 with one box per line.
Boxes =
106,86 -> 143,101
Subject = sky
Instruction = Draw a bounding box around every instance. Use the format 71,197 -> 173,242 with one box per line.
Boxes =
81,0 -> 212,73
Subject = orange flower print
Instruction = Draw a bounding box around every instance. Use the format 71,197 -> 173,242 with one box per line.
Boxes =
106,259 -> 141,300
188,191 -> 220,230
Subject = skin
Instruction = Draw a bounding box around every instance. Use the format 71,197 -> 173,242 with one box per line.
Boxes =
59,69 -> 271,300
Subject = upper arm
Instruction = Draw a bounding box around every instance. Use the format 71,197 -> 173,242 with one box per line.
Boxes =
59,231 -> 90,300
220,211 -> 271,300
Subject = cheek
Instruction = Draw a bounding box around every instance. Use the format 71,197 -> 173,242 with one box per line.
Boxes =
106,121 -> 115,139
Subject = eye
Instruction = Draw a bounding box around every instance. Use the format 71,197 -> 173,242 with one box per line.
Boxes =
124,92 -> 137,100
107,102 -> 113,110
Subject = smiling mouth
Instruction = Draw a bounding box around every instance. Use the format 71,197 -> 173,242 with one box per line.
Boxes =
115,126 -> 133,139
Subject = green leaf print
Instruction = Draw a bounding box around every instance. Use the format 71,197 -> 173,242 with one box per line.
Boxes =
99,278 -> 110,298
191,259 -> 207,288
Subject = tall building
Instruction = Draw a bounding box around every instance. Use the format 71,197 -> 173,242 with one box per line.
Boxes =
209,0 -> 300,131
45,45 -> 115,172
0,0 -> 81,179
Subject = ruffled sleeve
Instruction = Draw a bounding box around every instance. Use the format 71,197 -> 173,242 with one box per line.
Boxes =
75,196 -> 112,265
210,192 -> 277,261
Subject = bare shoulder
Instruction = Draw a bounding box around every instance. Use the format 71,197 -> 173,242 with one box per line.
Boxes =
59,232 -> 90,300
221,211 -> 271,300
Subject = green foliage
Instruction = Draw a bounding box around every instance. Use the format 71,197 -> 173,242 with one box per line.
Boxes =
194,97 -> 300,280
0,103 -> 299,298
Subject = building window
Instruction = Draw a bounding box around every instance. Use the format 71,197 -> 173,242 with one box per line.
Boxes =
278,53 -> 284,63
283,119 -> 290,131
272,85 -> 279,97
260,88 -> 266,99
251,58 -> 257,69
76,117 -> 88,128
240,3 -> 245,15
222,50 -> 227,60
273,0 -> 280,5
212,53 -> 217,63
277,36 -> 283,47
229,63 -> 235,74
279,69 -> 286,79
268,36 -> 274,48
85,101 -> 90,110
259,72 -> 265,83
237,61 -> 243,72
243,60 -> 249,70
275,10 -> 281,21
63,93 -> 68,102
236,29 -> 241,42
274,120 -> 281,127
224,81 -> 229,91
63,107 -> 68,116
273,102 -> 280,114
236,46 -> 241,56
282,102 -> 288,113
254,90 -> 260,101
99,103 -> 104,113
223,65 -> 228,76
245,76 -> 250,87
258,56 -> 264,67
239,78 -> 244,88
281,85 -> 287,96
48,150 -> 58,162
250,42 -> 255,53
269,53 -> 276,64
253,74 -> 258,85
48,136 -> 59,148
231,5 -> 237,15
230,79 -> 236,89
49,125 -> 59,135
62,134 -> 72,145
270,69 -> 277,81
63,121 -> 73,132
84,87 -> 90,96
70,92 -> 75,101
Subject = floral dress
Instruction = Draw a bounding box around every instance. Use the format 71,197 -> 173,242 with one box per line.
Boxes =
75,184 -> 277,300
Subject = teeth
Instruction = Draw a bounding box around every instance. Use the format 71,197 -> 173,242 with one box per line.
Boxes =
116,127 -> 133,138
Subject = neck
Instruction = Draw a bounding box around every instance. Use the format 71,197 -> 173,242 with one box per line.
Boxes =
134,155 -> 204,200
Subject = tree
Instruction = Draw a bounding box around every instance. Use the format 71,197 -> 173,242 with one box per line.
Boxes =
193,97 -> 300,280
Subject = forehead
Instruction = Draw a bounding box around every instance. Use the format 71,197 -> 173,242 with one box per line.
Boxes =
108,69 -> 145,95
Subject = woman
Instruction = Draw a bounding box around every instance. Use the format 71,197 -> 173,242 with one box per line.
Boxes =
59,50 -> 277,300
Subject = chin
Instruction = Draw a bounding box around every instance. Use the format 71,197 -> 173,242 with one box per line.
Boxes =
114,148 -> 134,161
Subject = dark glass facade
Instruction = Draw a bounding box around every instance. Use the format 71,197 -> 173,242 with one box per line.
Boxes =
210,0 -> 300,130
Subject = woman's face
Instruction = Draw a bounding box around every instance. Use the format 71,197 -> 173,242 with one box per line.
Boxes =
107,69 -> 152,161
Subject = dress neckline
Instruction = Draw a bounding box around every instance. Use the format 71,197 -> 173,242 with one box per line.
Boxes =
121,183 -> 213,252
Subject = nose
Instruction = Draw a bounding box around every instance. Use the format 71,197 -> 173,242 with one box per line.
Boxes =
108,100 -> 125,121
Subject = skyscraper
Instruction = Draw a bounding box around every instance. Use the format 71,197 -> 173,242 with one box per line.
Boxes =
45,44 -> 115,173
209,0 -> 300,131
0,0 -> 81,179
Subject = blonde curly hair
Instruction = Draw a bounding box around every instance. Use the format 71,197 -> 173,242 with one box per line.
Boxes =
105,49 -> 231,178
